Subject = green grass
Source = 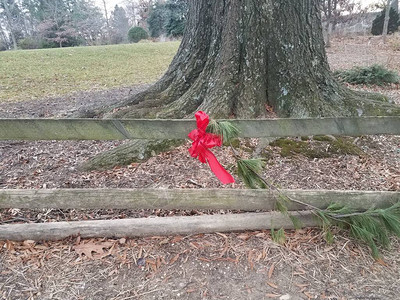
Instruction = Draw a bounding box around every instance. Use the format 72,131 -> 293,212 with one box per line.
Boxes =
0,42 -> 180,103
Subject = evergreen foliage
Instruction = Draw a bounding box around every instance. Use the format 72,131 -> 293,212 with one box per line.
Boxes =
271,228 -> 286,245
110,5 -> 130,44
320,203 -> 400,258
334,65 -> 399,85
207,120 -> 239,144
147,2 -> 170,38
237,159 -> 267,189
147,0 -> 187,38
165,0 -> 187,37
371,7 -> 400,35
128,26 -> 149,43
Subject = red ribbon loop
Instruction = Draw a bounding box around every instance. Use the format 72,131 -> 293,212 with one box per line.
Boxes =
188,111 -> 235,184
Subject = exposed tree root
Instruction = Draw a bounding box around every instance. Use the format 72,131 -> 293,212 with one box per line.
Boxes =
82,139 -> 184,171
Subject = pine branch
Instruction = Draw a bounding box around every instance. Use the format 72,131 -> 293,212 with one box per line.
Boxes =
207,120 -> 239,144
232,141 -> 400,258
205,119 -> 400,258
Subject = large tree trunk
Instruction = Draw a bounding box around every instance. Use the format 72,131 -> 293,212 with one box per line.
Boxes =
100,0 -> 400,120
84,0 -> 400,170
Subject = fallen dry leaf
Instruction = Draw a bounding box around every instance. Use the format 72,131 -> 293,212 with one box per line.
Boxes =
237,233 -> 251,241
73,241 -> 113,259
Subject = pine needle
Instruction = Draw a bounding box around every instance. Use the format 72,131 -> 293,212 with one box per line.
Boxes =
207,120 -> 239,144
271,228 -> 286,245
320,202 -> 400,257
236,159 -> 267,189
350,224 -> 380,258
290,215 -> 303,230
324,228 -> 334,244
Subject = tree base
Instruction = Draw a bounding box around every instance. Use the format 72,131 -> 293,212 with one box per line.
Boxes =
95,84 -> 400,120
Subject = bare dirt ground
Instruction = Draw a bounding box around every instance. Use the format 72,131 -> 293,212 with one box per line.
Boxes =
1,36 -> 400,300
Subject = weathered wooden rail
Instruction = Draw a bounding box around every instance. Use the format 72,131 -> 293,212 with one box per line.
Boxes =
0,189 -> 398,211
0,116 -> 399,241
1,116 -> 399,140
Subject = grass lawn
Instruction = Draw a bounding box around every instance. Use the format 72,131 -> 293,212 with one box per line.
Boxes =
0,42 -> 180,103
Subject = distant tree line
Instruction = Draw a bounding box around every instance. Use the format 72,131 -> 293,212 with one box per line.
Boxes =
0,0 -> 187,50
0,0 -> 106,50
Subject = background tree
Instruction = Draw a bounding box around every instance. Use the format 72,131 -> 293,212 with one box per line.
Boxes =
0,19 -> 9,49
0,0 -> 106,49
371,5 -> 400,35
391,0 -> 398,11
147,0 -> 186,38
70,2 -> 104,46
101,0 -> 111,43
320,0 -> 363,47
147,0 -> 169,37
382,0 -> 392,43
110,5 -> 130,44
123,0 -> 151,27
137,0 -> 153,29
164,0 -> 186,37
0,0 -> 24,50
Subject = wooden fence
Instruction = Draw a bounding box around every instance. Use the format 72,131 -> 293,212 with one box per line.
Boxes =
0,116 -> 399,241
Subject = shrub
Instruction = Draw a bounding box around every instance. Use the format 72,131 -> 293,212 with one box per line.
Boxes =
333,65 -> 399,85
371,7 -> 400,35
18,37 -> 41,49
128,26 -> 149,43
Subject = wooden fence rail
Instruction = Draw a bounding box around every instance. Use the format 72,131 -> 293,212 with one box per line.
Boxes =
0,212 -> 316,241
1,116 -> 399,140
0,189 -> 398,211
0,189 -> 399,241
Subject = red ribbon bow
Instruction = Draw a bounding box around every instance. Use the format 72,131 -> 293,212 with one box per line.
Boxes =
188,111 -> 235,184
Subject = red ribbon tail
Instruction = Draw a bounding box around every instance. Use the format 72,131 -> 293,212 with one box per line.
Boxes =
204,150 -> 235,184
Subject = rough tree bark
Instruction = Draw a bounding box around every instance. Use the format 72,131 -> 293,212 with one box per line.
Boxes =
100,0 -> 400,119
84,0 -> 400,169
